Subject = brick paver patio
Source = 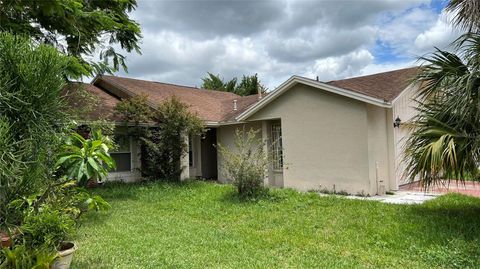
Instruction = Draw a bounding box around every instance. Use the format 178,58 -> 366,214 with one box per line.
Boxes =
400,180 -> 480,197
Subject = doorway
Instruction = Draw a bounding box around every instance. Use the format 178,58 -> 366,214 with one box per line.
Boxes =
201,128 -> 218,179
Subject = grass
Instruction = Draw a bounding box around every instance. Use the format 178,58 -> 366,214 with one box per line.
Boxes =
72,181 -> 480,268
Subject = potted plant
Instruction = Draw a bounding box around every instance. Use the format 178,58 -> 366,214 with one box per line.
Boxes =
0,231 -> 11,248
51,241 -> 77,269
12,180 -> 110,269
49,188 -> 110,269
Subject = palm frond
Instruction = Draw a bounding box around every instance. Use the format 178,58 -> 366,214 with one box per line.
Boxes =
446,0 -> 480,32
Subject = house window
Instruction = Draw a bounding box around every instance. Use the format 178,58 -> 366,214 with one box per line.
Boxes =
189,136 -> 194,167
111,135 -> 132,172
271,122 -> 283,170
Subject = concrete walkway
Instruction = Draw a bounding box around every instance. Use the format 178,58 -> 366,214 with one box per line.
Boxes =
320,191 -> 440,205
345,191 -> 440,205
320,180 -> 480,205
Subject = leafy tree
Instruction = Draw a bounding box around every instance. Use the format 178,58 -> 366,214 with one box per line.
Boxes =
0,0 -> 142,77
201,73 -> 267,96
0,32 -> 114,266
115,96 -> 204,181
114,94 -> 155,125
404,33 -> 480,188
201,73 -> 237,93
236,74 -> 267,96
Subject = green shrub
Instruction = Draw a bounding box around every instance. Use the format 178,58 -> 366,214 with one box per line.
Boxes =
115,96 -> 204,181
218,128 -> 269,198
21,206 -> 75,250
6,179 -> 110,253
0,32 -> 73,229
0,32 -> 113,267
1,244 -> 55,269
55,130 -> 116,186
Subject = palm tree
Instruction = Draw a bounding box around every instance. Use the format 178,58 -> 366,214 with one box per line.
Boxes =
404,33 -> 480,188
447,0 -> 480,32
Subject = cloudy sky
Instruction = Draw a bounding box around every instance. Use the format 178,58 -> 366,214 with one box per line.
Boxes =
114,0 -> 459,90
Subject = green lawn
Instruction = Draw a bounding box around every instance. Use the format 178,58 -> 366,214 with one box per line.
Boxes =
72,181 -> 480,269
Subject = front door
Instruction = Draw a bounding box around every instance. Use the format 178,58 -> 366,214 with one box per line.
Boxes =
201,128 -> 218,179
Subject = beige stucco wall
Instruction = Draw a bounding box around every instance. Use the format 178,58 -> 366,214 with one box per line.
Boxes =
392,84 -> 418,186
366,104 -> 396,194
246,83 -> 380,194
216,122 -> 263,183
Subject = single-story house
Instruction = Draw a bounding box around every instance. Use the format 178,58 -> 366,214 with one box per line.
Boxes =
67,67 -> 419,195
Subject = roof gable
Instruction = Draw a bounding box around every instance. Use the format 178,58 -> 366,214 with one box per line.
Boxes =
236,67 -> 419,121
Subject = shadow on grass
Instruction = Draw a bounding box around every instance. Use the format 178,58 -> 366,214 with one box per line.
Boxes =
407,193 -> 480,238
91,179 -> 221,203
219,188 -> 286,205
392,194 -> 480,267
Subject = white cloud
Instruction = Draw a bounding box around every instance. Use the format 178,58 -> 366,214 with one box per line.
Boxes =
305,49 -> 374,81
414,10 -> 460,53
377,7 -> 438,57
112,0 -> 455,89
360,61 -> 415,76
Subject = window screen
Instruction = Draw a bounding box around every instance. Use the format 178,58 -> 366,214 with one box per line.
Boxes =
271,122 -> 283,170
111,135 -> 132,172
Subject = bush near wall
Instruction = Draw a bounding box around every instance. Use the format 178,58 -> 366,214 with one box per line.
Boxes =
115,95 -> 204,181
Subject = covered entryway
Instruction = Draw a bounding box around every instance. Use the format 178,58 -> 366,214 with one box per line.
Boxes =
200,128 -> 218,179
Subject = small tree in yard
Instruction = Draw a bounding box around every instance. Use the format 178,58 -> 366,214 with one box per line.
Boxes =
145,97 -> 204,180
115,96 -> 204,181
218,128 -> 269,198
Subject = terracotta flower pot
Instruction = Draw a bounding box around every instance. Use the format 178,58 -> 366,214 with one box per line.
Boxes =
0,232 -> 11,248
51,242 -> 77,269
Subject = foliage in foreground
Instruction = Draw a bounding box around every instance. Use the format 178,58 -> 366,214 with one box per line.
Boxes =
447,0 -> 480,32
72,181 -> 480,269
0,32 -> 72,227
56,130 -> 116,186
0,32 -> 113,268
0,0 -> 142,77
218,128 -> 269,198
115,96 -> 204,181
404,33 -> 480,188
404,0 -> 480,188
2,179 -> 110,267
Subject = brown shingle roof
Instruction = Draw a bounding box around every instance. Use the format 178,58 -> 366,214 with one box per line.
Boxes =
67,67 -> 417,124
326,66 -> 419,102
94,75 -> 261,122
221,94 -> 262,122
63,82 -> 121,121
